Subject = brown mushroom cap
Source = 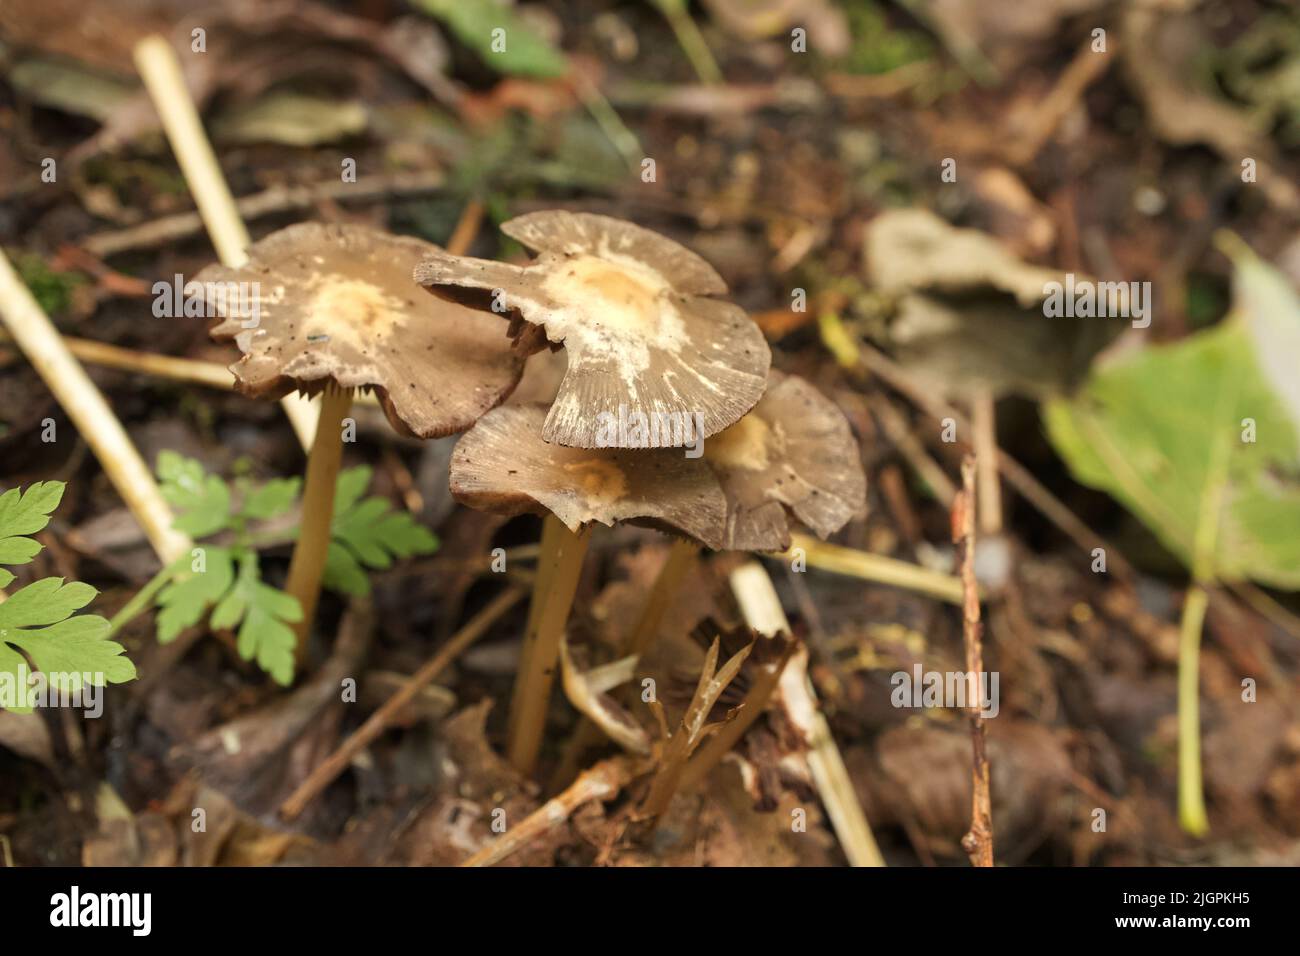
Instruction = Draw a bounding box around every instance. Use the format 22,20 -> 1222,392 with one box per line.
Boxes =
197,222 -> 526,438
705,371 -> 866,551
449,404 -> 728,549
414,211 -> 771,450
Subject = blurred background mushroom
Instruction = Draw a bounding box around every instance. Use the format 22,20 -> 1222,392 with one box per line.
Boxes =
199,222 -> 526,664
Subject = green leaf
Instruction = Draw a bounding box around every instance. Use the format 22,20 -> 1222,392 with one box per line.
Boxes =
333,466 -> 373,517
0,481 -> 65,577
157,452 -> 232,538
0,577 -> 135,713
210,551 -> 299,685
323,542 -> 371,597
326,488 -> 438,595
1044,253 -> 1300,589
155,546 -> 236,643
242,477 -> 301,520
415,0 -> 568,78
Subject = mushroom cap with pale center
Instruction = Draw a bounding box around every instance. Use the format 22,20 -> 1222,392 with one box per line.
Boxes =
414,210 -> 771,450
705,371 -> 866,551
449,404 -> 728,550
197,222 -> 526,438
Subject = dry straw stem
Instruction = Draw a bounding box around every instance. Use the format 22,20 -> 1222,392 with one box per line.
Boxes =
0,249 -> 190,564
729,561 -> 885,867
508,515 -> 594,776
132,35 -> 318,450
461,755 -> 638,867
783,533 -> 967,605
640,637 -> 749,822
280,586 -> 525,820
0,332 -> 383,406
954,457 -> 994,867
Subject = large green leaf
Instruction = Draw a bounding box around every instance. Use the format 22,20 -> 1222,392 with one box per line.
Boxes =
1044,249 -> 1300,589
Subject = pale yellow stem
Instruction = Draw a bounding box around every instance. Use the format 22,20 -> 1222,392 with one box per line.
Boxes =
0,250 -> 189,564
132,35 -> 317,449
507,515 -> 592,776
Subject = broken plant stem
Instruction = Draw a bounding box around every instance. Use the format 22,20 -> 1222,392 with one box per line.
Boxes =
641,637 -> 749,823
729,562 -> 885,867
680,634 -> 795,792
783,533 -> 967,605
284,387 -> 354,662
954,457 -> 994,867
0,249 -> 190,564
507,515 -> 593,776
280,586 -> 526,820
132,34 -> 317,450
462,755 -> 636,867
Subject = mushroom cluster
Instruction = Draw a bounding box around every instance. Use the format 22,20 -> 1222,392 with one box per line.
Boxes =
421,211 -> 868,776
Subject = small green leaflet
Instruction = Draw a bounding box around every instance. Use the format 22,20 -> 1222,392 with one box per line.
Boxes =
324,466 -> 439,596
155,547 -> 234,644
210,551 -> 299,686
414,0 -> 568,78
0,481 -> 64,589
241,477 -> 301,520
158,450 -> 232,538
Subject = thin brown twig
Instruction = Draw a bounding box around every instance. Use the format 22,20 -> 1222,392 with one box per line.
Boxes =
954,456 -> 994,867
279,586 -> 525,820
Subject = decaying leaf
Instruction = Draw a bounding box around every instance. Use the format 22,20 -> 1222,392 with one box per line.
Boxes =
865,209 -> 1119,397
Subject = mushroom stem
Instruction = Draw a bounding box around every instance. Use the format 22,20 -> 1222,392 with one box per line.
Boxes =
284,387 -> 354,662
507,514 -> 593,776
624,536 -> 698,657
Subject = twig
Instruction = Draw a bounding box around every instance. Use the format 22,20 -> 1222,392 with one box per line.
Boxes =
781,533 -> 968,605
853,338 -> 1137,579
1007,37 -> 1117,166
82,170 -> 445,258
445,198 -> 484,256
0,249 -> 190,564
729,562 -> 885,867
461,755 -> 636,867
954,457 -> 994,867
971,390 -> 1003,535
651,0 -> 722,86
0,330 -> 383,406
132,35 -> 318,451
280,586 -> 525,820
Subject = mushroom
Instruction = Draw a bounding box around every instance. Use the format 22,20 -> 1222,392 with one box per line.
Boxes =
448,402 -> 728,775
414,210 -> 771,450
706,370 -> 866,553
197,222 -> 526,662
624,371 -> 865,662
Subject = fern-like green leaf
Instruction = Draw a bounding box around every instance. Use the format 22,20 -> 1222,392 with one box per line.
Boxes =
158,451 -> 232,538
155,546 -> 236,643
0,481 -> 65,588
323,467 -> 438,596
0,577 -> 134,713
210,550 -> 299,685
